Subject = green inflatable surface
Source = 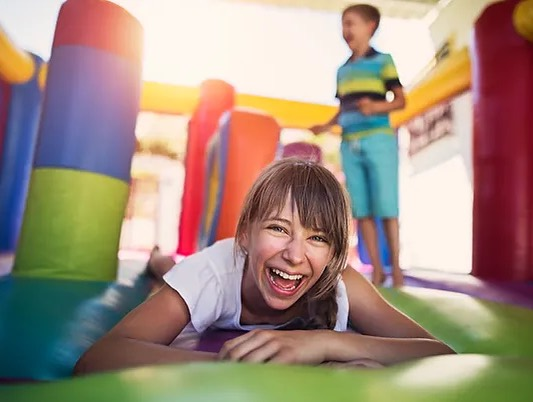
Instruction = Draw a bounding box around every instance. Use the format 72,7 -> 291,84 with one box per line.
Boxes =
0,275 -> 151,380
14,168 -> 130,281
1,272 -> 533,401
380,287 -> 533,356
1,356 -> 532,402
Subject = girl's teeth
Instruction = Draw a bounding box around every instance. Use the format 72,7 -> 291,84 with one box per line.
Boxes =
271,268 -> 303,281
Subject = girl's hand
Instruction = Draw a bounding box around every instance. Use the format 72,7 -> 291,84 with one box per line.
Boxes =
218,329 -> 327,365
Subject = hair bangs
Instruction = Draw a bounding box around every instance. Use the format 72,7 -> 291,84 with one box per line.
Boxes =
288,167 -> 341,244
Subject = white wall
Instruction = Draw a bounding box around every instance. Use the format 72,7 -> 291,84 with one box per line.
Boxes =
156,162 -> 185,255
121,154 -> 184,254
397,0 -> 498,274
401,92 -> 473,273
429,0 -> 499,49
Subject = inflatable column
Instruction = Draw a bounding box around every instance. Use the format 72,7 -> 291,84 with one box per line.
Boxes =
472,0 -> 533,281
281,142 -> 323,164
0,55 -> 42,253
177,80 -> 234,256
0,25 -> 43,253
0,79 -> 9,162
14,0 -> 143,281
212,109 -> 280,243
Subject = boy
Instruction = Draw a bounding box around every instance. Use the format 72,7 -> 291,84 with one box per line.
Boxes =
310,4 -> 406,287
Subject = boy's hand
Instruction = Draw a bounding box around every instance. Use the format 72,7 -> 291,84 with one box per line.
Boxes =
218,329 -> 327,365
309,124 -> 328,135
356,98 -> 377,116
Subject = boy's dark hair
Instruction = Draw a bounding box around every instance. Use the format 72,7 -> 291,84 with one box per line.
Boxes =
342,4 -> 381,35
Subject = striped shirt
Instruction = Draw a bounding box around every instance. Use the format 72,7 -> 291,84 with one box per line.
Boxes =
336,47 -> 402,139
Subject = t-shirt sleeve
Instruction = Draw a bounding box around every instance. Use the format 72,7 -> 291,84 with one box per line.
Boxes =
163,251 -> 223,333
382,54 -> 402,91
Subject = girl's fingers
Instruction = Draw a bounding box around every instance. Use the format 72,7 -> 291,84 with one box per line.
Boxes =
218,330 -> 271,361
239,340 -> 282,363
218,331 -> 256,360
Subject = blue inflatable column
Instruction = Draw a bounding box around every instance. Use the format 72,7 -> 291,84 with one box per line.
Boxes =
0,55 -> 43,253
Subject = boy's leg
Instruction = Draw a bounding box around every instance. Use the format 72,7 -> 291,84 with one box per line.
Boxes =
364,134 -> 403,287
383,218 -> 403,287
358,218 -> 386,285
340,140 -> 385,286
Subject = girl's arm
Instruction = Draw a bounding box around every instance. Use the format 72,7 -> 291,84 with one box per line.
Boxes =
74,284 -> 217,375
322,267 -> 454,365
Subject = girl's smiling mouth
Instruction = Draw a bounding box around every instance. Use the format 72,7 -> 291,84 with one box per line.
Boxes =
266,266 -> 305,296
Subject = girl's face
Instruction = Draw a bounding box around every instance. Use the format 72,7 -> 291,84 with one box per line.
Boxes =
240,196 -> 333,312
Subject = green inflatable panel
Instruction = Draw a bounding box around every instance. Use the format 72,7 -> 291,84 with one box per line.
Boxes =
0,275 -> 151,380
1,355 -> 532,402
14,168 -> 129,281
2,272 -> 533,401
380,287 -> 533,356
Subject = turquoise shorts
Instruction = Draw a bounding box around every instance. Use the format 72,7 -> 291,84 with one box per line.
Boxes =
340,133 -> 399,218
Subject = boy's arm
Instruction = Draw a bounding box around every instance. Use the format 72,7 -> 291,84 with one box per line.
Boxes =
357,53 -> 406,116
309,107 -> 341,135
357,86 -> 406,115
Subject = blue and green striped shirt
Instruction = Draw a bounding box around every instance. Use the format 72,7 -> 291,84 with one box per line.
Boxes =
336,48 -> 402,139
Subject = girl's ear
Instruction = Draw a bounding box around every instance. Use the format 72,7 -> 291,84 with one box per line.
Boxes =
238,230 -> 250,255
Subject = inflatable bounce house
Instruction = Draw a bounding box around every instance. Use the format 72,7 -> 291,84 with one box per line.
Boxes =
1,0 -> 533,401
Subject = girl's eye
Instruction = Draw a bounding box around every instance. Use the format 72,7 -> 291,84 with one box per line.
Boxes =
268,225 -> 286,234
311,235 -> 328,243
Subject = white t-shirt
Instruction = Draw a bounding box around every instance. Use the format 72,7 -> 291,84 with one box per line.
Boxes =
163,238 -> 349,342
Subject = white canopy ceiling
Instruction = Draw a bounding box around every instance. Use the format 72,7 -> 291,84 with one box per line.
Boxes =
222,0 -> 442,18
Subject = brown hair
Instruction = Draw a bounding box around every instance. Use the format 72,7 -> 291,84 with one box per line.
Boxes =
235,158 -> 352,329
342,4 -> 381,35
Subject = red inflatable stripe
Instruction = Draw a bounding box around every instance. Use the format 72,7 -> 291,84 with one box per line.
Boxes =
53,0 -> 143,63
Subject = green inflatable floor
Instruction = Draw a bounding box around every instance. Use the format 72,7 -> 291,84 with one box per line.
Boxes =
0,274 -> 152,380
1,273 -> 533,401
380,287 -> 533,356
1,356 -> 532,402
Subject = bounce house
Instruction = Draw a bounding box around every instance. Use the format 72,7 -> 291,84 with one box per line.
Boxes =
1,0 -> 533,401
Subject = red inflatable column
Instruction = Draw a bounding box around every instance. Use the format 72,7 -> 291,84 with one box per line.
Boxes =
177,80 -> 235,256
472,0 -> 533,281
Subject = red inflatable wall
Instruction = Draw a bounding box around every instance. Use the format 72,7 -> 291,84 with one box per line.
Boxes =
472,0 -> 533,281
215,109 -> 280,241
177,80 -> 235,256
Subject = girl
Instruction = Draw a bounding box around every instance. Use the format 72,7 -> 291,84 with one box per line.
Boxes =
75,159 -> 453,374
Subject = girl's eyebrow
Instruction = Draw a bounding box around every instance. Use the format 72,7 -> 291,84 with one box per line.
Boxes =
266,217 -> 327,234
265,217 -> 291,225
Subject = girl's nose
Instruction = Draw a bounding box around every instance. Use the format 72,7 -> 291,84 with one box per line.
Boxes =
282,238 -> 304,266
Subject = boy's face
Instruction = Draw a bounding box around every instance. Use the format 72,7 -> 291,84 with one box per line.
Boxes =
342,11 -> 375,51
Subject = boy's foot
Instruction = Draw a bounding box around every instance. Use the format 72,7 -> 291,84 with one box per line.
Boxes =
144,246 -> 161,279
371,269 -> 386,287
392,269 -> 404,288
149,245 -> 161,259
